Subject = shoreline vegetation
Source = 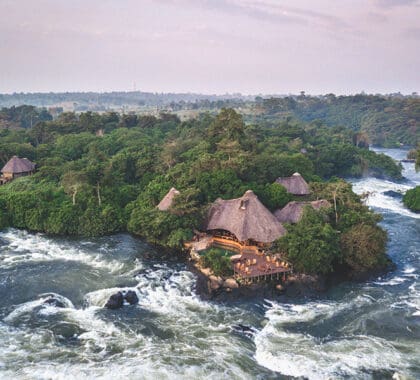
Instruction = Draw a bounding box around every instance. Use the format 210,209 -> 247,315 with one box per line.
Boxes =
0,106 -> 406,293
402,148 -> 420,213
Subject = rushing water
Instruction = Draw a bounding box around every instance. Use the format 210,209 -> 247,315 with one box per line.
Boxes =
0,149 -> 419,380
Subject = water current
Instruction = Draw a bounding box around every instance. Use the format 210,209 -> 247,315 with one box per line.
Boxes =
0,148 -> 418,379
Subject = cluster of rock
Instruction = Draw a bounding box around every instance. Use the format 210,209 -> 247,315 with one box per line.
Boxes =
105,290 -> 139,309
208,275 -> 239,292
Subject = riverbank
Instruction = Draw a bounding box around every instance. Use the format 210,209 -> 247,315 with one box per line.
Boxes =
188,257 -> 396,302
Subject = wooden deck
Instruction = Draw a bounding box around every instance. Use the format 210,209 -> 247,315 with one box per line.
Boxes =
186,234 -> 292,283
232,251 -> 292,283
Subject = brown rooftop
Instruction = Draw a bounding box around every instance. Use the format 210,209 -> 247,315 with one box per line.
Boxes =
275,172 -> 310,195
157,187 -> 180,211
1,156 -> 35,174
274,199 -> 331,224
205,190 -> 286,243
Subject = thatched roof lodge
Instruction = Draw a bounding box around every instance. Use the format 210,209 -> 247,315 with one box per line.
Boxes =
274,200 -> 331,224
275,172 -> 310,196
157,187 -> 180,211
0,156 -> 35,184
205,190 -> 286,244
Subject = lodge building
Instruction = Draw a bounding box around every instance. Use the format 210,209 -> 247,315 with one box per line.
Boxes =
0,156 -> 35,185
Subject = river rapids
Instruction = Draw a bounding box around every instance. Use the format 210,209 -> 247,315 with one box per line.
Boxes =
0,148 -> 419,380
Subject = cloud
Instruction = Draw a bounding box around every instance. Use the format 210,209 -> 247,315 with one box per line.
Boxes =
403,27 -> 420,39
374,0 -> 419,8
158,0 -> 348,31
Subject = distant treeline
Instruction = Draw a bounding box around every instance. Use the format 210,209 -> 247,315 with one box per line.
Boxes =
0,91 -> 252,109
0,92 -> 418,147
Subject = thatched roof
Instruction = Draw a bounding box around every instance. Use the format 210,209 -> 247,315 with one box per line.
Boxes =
206,190 -> 286,243
275,172 -> 310,195
157,187 -> 180,211
1,156 -> 35,174
274,199 -> 331,224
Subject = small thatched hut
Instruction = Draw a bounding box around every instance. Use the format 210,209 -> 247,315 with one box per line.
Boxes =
274,199 -> 331,224
157,187 -> 180,211
1,156 -> 35,184
205,190 -> 286,244
275,172 -> 310,196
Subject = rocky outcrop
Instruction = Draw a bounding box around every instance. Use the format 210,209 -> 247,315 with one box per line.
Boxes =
105,290 -> 139,309
43,297 -> 66,308
105,292 -> 124,309
208,275 -> 224,291
284,274 -> 326,297
124,290 -> 139,305
223,278 -> 239,289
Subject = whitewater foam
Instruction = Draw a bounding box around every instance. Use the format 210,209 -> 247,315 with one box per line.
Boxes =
0,229 -> 129,273
255,298 -> 415,379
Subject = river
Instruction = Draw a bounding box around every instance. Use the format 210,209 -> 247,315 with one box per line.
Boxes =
0,148 -> 419,380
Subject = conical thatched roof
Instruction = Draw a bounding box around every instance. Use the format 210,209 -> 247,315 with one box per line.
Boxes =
274,199 -> 331,224
275,172 -> 310,195
157,187 -> 180,211
205,190 -> 286,243
1,156 -> 35,174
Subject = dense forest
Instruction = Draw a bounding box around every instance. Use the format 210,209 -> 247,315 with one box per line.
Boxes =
257,94 -> 419,147
1,92 -> 418,148
0,108 -> 401,275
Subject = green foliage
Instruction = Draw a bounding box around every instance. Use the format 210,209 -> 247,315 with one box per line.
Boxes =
200,248 -> 232,277
275,207 -> 340,275
127,206 -> 198,249
340,224 -> 388,272
358,150 -> 403,180
0,105 -> 52,129
253,183 -> 291,210
403,186 -> 420,212
261,94 -> 419,147
0,198 -> 9,229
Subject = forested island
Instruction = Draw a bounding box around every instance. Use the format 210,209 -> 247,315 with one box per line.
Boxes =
0,105 -> 406,289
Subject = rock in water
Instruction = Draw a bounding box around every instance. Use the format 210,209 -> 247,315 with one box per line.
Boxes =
223,278 -> 239,289
232,324 -> 257,337
209,275 -> 223,290
124,290 -> 139,305
383,190 -> 403,199
43,297 -> 66,308
105,292 -> 124,309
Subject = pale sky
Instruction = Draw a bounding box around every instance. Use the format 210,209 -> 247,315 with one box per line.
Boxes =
0,0 -> 419,95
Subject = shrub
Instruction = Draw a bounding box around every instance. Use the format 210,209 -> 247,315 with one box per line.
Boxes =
340,224 -> 388,272
403,186 -> 420,212
200,248 -> 233,277
275,207 -> 340,275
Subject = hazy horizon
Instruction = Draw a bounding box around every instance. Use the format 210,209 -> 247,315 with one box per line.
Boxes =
1,0 -> 419,95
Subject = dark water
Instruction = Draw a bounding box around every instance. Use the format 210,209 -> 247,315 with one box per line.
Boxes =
0,149 -> 419,380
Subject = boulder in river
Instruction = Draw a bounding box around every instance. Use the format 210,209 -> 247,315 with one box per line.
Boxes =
209,275 -> 223,290
43,297 -> 66,308
383,190 -> 403,199
232,324 -> 257,337
105,292 -> 124,309
223,278 -> 239,289
124,290 -> 139,305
